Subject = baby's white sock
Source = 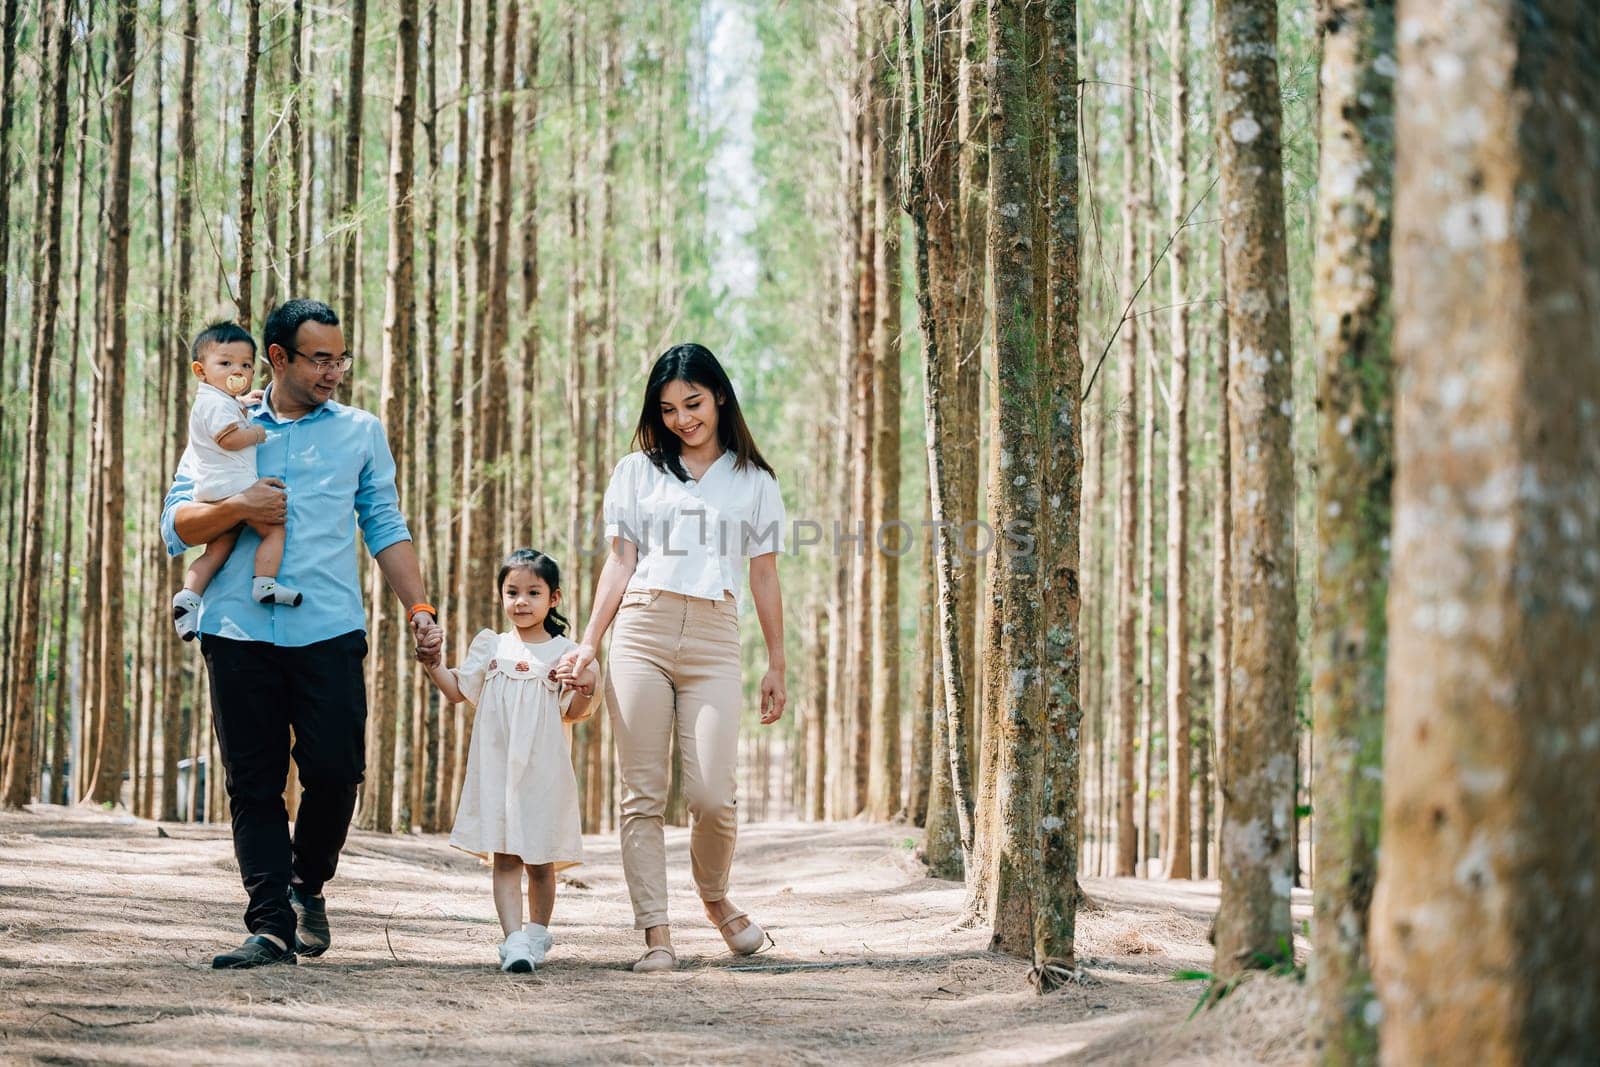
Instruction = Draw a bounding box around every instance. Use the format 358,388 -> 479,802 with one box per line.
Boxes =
172,589 -> 202,641
253,576 -> 304,607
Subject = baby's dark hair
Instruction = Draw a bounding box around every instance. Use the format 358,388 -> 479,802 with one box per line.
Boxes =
190,320 -> 257,363
496,548 -> 569,637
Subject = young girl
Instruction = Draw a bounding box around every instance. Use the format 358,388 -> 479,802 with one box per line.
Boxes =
170,321 -> 303,640
423,549 -> 598,973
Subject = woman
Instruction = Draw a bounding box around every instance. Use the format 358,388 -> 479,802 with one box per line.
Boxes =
556,342 -> 787,974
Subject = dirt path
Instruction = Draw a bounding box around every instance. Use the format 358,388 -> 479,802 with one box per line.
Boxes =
0,807 -> 1310,1065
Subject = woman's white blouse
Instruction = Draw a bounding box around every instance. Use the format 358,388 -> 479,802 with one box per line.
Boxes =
602,450 -> 785,610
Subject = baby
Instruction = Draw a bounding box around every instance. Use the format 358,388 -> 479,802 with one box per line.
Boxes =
170,321 -> 302,640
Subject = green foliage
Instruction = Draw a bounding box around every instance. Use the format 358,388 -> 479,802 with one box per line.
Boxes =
1172,935 -> 1303,1018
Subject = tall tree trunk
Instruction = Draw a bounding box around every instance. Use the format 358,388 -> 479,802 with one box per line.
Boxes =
1032,0 -> 1083,992
866,0 -> 903,822
237,0 -> 260,326
287,0 -> 307,293
519,9 -> 542,538
805,602 -> 828,821
1112,0 -> 1139,878
1213,0 -> 1298,980
51,49 -> 92,807
2,0 -> 72,810
825,11 -> 859,821
162,0 -> 199,823
985,0 -> 1046,958
908,0 -> 973,882
1371,1 -> 1599,1060
338,0 -> 368,340
358,0 -> 420,833
847,11 -> 878,818
1163,0 -> 1193,881
1211,264 -> 1232,870
442,0 -> 475,822
84,0 -> 137,807
1306,0 -> 1393,1059
0,0 -> 18,485
952,0 -> 989,909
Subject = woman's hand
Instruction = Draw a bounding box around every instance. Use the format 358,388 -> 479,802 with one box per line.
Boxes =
554,644 -> 596,684
759,666 -> 787,725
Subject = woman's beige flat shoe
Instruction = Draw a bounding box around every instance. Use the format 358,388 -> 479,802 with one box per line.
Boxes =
632,944 -> 677,973
716,910 -> 765,956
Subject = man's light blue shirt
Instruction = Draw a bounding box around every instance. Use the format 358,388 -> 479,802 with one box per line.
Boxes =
161,386 -> 412,648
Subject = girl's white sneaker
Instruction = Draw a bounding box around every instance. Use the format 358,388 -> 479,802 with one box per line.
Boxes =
523,923 -> 553,966
498,929 -> 534,973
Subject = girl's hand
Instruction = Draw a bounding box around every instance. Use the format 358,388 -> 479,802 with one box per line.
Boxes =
759,666 -> 787,725
554,644 -> 596,683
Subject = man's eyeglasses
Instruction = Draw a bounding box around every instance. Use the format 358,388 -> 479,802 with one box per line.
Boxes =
292,351 -> 354,374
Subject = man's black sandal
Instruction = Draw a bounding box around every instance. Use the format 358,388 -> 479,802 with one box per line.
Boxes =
212,934 -> 297,970
290,885 -> 330,957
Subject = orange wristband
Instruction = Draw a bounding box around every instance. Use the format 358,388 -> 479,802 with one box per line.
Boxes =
408,603 -> 437,623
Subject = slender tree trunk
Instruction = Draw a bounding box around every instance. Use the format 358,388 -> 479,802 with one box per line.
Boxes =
237,0 -> 260,326
1213,0 -> 1298,980
908,0 -> 973,883
805,602 -> 828,821
825,12 -> 859,821
1163,0 -> 1192,880
520,10 -> 542,538
358,0 -> 420,833
0,0 -> 18,487
442,0 -> 474,822
1370,2 -> 1599,1060
84,0 -> 137,807
985,0 -> 1046,958
2,0 -> 72,810
1305,1 -> 1393,1059
338,0 -> 368,339
1112,0 -> 1139,877
848,14 -> 878,818
287,0 -> 306,293
1032,0 -> 1083,991
866,0 -> 903,822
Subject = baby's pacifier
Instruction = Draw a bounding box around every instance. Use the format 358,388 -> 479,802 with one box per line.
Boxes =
225,372 -> 250,395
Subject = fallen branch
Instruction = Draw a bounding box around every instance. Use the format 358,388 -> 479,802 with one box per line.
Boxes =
711,951 -> 993,974
34,1010 -> 169,1031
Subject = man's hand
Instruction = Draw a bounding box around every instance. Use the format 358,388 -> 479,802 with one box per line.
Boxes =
411,612 -> 443,667
234,478 -> 288,526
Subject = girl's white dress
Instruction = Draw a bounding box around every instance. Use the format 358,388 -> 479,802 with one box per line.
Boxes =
449,628 -> 584,869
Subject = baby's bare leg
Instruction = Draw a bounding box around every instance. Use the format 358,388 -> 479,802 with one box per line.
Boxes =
247,522 -> 303,606
185,527 -> 240,595
249,521 -> 285,578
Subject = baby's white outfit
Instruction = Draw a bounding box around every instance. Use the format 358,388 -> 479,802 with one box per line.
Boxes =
449,628 -> 585,870
177,383 -> 259,502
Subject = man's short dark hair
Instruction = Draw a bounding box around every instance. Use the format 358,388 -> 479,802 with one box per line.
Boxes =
190,320 -> 257,363
264,298 -> 340,361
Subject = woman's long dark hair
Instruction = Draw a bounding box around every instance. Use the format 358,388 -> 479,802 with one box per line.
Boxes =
631,343 -> 776,482
496,548 -> 570,637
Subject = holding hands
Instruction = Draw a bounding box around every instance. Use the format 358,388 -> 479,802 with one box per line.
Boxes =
411,607 -> 444,667
552,646 -> 599,723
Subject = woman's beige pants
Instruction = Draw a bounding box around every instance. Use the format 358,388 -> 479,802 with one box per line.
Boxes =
606,589 -> 742,930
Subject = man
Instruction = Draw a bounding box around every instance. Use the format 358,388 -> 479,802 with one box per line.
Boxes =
161,299 -> 443,969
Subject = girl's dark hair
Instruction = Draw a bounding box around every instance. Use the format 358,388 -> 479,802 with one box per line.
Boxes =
632,342 -> 776,482
496,548 -> 569,637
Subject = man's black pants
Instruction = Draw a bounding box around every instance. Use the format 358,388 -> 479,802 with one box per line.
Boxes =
201,630 -> 368,946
